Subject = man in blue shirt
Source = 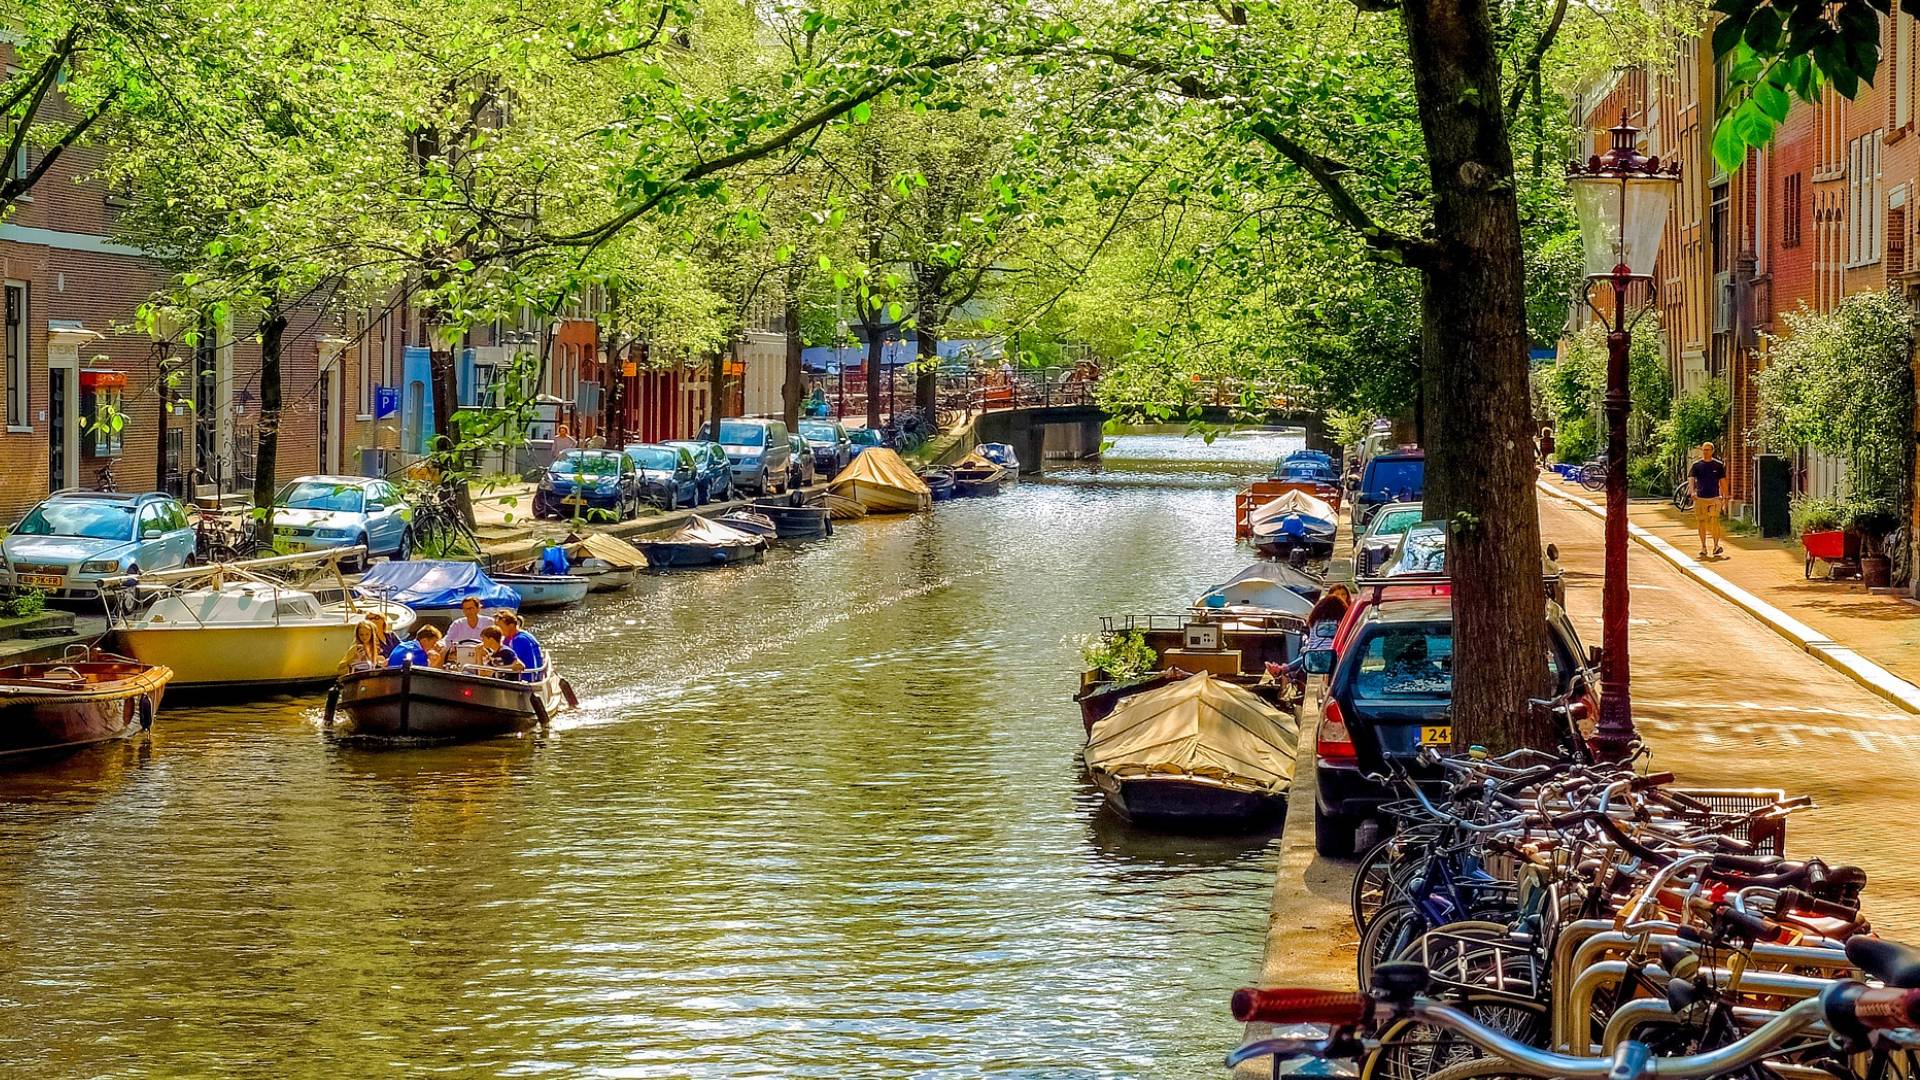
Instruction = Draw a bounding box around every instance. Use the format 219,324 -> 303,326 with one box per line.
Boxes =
494,611 -> 544,680
387,625 -> 444,668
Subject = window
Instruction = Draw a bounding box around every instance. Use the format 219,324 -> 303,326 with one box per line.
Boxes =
4,283 -> 26,429
1353,627 -> 1454,701
1892,186 -> 1910,274
2,121 -> 26,183
1845,133 -> 1884,265
90,383 -> 124,456
1901,1 -> 1916,129
1783,173 -> 1803,248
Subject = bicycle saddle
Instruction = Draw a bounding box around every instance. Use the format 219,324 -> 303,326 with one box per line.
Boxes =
1848,937 -> 1920,989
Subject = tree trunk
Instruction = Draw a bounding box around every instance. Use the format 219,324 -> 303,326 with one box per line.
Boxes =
251,306 -> 287,546
428,340 -> 472,526
915,317 -> 939,421
709,350 -> 726,435
864,316 -> 884,431
782,291 -> 804,431
1401,0 -> 1553,750
155,349 -> 172,494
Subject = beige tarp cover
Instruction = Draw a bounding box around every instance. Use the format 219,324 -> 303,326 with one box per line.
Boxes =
667,516 -> 763,546
1083,673 -> 1299,792
566,532 -> 650,569
830,448 -> 932,495
1248,489 -> 1334,529
955,451 -> 1000,471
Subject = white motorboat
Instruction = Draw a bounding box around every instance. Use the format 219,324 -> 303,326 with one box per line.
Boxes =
116,574 -> 414,691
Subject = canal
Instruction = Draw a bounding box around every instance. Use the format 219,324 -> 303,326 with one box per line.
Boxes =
0,428 -> 1303,1078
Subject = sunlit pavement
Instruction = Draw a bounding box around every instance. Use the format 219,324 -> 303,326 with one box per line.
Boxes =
1539,493 -> 1920,935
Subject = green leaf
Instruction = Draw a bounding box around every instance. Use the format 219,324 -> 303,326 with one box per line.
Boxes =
1713,16 -> 1746,58
1743,6 -> 1783,52
1711,115 -> 1749,172
1753,78 -> 1790,121
850,100 -> 872,124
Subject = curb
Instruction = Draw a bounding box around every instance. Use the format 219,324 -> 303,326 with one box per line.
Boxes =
1537,480 -> 1920,715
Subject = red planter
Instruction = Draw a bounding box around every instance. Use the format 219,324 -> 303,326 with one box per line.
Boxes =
1801,528 -> 1861,579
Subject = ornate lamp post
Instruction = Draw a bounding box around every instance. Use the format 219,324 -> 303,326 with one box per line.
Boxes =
1567,112 -> 1679,761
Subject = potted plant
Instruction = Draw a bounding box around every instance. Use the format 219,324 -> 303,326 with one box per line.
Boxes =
1792,494 -> 1858,579
1852,504 -> 1899,590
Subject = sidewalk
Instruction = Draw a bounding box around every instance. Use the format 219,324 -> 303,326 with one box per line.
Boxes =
1538,477 -> 1920,714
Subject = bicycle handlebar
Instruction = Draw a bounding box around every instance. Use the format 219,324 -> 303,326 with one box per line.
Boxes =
1230,987 -> 1371,1025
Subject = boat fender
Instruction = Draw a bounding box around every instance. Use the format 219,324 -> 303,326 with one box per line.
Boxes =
323,683 -> 341,728
531,694 -> 551,727
137,694 -> 154,731
560,678 -> 579,709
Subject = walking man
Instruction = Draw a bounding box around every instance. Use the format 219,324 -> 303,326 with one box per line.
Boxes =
1690,441 -> 1728,559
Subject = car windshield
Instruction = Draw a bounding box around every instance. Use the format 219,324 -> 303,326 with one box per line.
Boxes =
849,428 -> 881,445
626,447 -> 679,470
554,451 -> 621,475
15,499 -> 137,541
1353,626 -> 1454,700
799,422 -> 838,441
1389,525 -> 1448,575
277,481 -> 365,513
667,442 -> 710,462
1373,509 -> 1424,538
1365,459 -> 1425,501
716,422 -> 765,447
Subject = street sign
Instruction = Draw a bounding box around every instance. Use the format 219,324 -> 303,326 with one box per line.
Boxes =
374,386 -> 398,419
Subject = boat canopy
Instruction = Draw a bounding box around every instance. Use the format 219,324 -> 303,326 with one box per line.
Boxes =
665,515 -> 764,546
978,442 -> 1019,467
357,560 -> 521,610
566,531 -> 650,570
829,447 -> 933,495
1196,562 -> 1321,615
1248,489 -> 1335,529
1083,674 -> 1299,793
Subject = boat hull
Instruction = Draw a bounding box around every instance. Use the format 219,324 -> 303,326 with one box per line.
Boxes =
117,623 -> 360,689
638,541 -> 765,568
0,660 -> 171,762
1091,770 -> 1287,827
330,664 -> 562,741
952,472 -> 1005,497
577,565 -> 636,593
748,502 -> 833,538
492,575 -> 591,610
832,478 -> 930,514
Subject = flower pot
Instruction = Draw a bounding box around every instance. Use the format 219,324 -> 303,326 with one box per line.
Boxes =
1862,554 -> 1892,590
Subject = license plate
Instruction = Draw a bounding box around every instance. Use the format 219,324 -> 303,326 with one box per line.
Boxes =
19,573 -> 63,589
275,526 -> 298,537
1419,725 -> 1453,747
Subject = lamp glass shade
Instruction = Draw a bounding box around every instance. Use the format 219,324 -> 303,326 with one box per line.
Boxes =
1571,173 -> 1676,278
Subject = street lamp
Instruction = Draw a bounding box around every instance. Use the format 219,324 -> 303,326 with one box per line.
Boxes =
1566,111 -> 1679,762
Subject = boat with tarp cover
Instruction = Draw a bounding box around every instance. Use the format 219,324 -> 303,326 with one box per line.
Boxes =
635,515 -> 768,569
354,560 -> 521,619
0,648 -> 172,762
1247,489 -> 1337,560
828,449 -> 932,513
1194,562 -> 1322,618
1082,673 -> 1298,827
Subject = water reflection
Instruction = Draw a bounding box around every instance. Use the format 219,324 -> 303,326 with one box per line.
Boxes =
0,426 -> 1302,1078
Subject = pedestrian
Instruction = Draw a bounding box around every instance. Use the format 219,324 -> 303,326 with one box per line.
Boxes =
551,423 -> 577,464
1538,425 -> 1555,467
1689,441 -> 1728,559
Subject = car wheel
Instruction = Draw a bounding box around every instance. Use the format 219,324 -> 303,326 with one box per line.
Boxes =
396,528 -> 414,560
347,534 -> 371,574
1314,805 -> 1361,858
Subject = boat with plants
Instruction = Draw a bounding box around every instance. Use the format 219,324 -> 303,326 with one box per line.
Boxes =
1082,673 -> 1298,827
634,515 -> 767,569
0,647 -> 172,762
354,560 -> 521,620
950,451 -> 1009,497
827,449 -> 932,513
1074,613 -> 1302,731
327,656 -> 575,742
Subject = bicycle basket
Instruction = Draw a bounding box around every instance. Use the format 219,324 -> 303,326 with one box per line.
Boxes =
1667,787 -> 1789,856
1420,927 -> 1542,1002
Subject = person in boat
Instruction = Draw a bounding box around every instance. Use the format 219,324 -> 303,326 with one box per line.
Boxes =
366,612 -> 401,660
442,597 -> 487,662
387,624 -> 447,669
493,611 -> 544,681
338,620 -> 385,676
475,626 -> 525,678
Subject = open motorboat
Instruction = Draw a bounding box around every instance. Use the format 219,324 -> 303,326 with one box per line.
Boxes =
0,648 -> 172,762
978,442 -> 1021,477
116,570 -> 416,690
749,499 -> 833,539
327,656 -> 575,742
1194,562 -> 1322,619
1248,489 -> 1337,560
919,467 -> 956,502
355,560 -> 521,620
828,448 -> 932,513
716,510 -> 779,539
950,451 -> 1009,497
635,515 -> 768,569
1083,673 -> 1298,827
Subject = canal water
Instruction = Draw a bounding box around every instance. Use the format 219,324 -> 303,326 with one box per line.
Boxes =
0,428 -> 1303,1078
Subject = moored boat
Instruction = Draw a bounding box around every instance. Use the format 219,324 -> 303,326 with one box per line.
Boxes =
0,650 -> 172,762
635,515 -> 768,569
716,510 -> 779,538
749,499 -> 833,539
355,560 -> 521,620
1082,673 -> 1298,827
819,493 -> 868,521
950,451 -> 1008,497
920,467 -> 956,502
116,576 -> 415,689
1248,490 -> 1337,560
492,573 -> 589,611
827,448 -> 932,513
1194,562 -> 1322,618
978,442 -> 1021,476
563,533 -> 648,592
327,660 -> 574,742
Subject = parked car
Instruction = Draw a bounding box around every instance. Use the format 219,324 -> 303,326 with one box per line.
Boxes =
1369,518 -> 1567,604
622,443 -> 700,510
798,419 -> 852,476
665,440 -> 734,504
846,426 -> 884,457
787,433 -> 816,489
271,476 -> 412,565
1353,500 -> 1424,573
1,490 -> 196,601
1304,594 -> 1598,856
700,418 -> 792,496
1351,447 -> 1425,529
534,449 -> 642,520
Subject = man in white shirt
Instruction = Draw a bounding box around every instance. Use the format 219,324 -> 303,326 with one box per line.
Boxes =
441,596 -> 487,664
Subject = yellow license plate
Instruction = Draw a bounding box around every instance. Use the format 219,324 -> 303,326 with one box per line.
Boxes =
19,573 -> 63,588
1419,725 -> 1453,747
275,526 -> 298,536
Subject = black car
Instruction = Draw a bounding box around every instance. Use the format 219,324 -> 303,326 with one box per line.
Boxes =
798,419 -> 852,476
665,440 -> 734,504
622,443 -> 700,510
787,433 -> 816,489
1307,595 -> 1598,856
533,449 -> 642,520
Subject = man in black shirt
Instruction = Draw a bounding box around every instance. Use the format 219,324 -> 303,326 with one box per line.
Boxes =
1689,442 -> 1729,558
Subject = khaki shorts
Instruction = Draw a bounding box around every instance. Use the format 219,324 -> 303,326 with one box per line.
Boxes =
1695,496 -> 1725,520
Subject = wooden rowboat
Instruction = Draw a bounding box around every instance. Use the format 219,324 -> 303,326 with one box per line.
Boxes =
0,651 -> 172,763
327,661 -> 574,742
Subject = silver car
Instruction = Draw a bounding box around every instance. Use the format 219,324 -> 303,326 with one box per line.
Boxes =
2,491 -> 197,600
270,476 -> 411,566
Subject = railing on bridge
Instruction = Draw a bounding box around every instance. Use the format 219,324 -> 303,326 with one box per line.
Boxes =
804,365 -> 1098,425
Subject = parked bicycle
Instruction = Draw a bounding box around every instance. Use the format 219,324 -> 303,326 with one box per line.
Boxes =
1576,454 -> 1608,492
1672,478 -> 1694,511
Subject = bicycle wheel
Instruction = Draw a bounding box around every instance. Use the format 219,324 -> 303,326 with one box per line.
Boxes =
1358,901 -> 1426,989
1351,838 -> 1405,934
1579,465 -> 1606,492
1673,482 -> 1694,511
1360,990 -> 1548,1080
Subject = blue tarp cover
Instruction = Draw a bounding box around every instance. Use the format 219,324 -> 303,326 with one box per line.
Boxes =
357,560 -> 521,610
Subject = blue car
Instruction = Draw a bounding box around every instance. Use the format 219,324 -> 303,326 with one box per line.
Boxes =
622,444 -> 700,510
271,475 -> 412,565
665,440 -> 733,504
534,449 -> 642,520
2,490 -> 196,601
845,427 -> 884,459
